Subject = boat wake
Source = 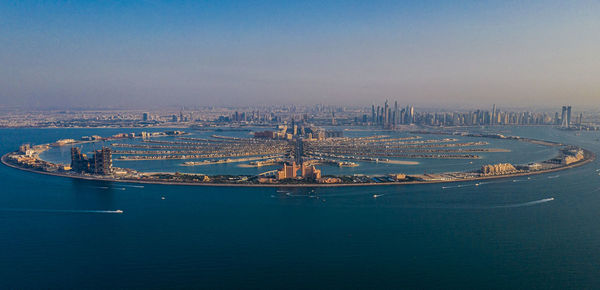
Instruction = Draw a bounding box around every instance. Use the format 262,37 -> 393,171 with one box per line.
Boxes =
442,181 -> 505,189
547,175 -> 560,179
121,184 -> 144,188
94,186 -> 126,190
492,198 -> 554,208
280,192 -> 320,198
0,208 -> 124,214
442,183 -> 476,189
376,197 -> 556,210
476,181 -> 495,186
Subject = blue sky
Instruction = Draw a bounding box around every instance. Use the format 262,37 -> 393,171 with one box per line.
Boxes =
1,1 -> 599,109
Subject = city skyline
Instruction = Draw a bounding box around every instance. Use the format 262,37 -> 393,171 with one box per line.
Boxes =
2,1 -> 600,109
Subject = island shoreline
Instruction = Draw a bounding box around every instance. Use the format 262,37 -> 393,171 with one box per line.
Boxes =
2,149 -> 595,188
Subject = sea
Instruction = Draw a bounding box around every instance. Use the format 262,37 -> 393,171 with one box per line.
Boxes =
1,126 -> 600,289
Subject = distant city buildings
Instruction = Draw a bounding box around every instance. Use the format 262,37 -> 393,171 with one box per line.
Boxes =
0,104 -> 597,130
366,102 -> 587,129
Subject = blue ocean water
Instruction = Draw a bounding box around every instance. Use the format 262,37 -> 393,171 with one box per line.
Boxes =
1,127 -> 600,289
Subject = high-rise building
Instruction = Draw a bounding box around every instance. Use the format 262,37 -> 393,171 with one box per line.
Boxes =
371,105 -> 376,123
70,146 -> 112,175
561,105 -> 572,128
70,147 -> 90,173
394,101 -> 399,125
93,147 -> 112,175
384,100 -> 389,124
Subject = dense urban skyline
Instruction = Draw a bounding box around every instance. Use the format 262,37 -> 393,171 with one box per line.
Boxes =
1,1 -> 600,109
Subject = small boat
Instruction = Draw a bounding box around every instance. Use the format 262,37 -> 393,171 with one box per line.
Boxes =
475,183 -> 480,186
373,194 -> 384,198
161,196 -> 166,200
115,210 -> 124,213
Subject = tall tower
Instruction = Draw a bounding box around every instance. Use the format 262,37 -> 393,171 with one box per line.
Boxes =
561,106 -> 568,127
394,101 -> 399,125
566,106 -> 572,128
371,105 -> 375,124
384,100 -> 389,125
70,147 -> 89,173
491,104 -> 496,125
93,147 -> 112,175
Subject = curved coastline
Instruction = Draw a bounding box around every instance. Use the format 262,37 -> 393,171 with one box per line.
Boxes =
2,148 -> 595,188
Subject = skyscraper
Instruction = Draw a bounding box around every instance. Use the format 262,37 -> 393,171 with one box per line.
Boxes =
371,105 -> 375,124
561,106 -> 567,127
384,100 -> 389,125
394,101 -> 399,125
561,105 -> 572,128
70,146 -> 112,175
70,147 -> 89,173
93,147 -> 112,175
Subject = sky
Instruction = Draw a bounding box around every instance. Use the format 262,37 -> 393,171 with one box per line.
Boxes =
1,0 -> 599,109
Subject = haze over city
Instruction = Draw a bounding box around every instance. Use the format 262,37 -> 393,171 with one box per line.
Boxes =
1,1 -> 599,109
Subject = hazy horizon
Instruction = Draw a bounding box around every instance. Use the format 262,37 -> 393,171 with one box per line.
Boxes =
2,1 -> 599,109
